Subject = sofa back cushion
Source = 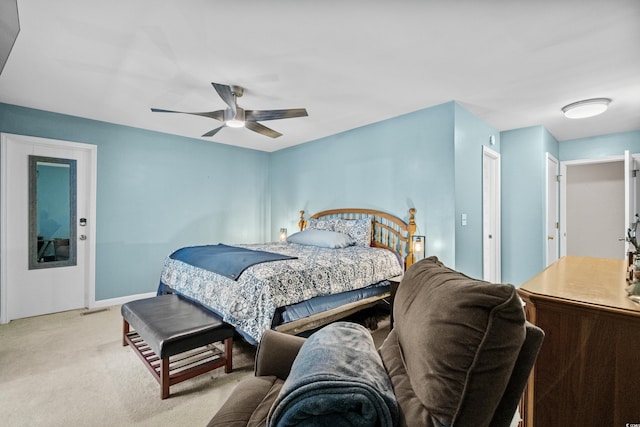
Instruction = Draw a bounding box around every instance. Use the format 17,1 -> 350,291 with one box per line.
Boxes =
387,256 -> 525,426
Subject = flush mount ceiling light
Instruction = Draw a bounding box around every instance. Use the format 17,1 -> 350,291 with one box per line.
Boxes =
562,98 -> 611,119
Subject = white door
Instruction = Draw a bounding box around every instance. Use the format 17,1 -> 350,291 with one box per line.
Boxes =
482,146 -> 501,283
1,134 -> 97,323
624,151 -> 640,257
545,153 -> 559,266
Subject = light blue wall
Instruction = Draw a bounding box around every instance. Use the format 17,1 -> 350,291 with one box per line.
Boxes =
270,102 -> 457,268
559,130 -> 640,161
543,127 -> 560,160
492,128 -> 640,286
453,103 -> 500,278
501,126 -> 559,285
5,100 -> 633,301
0,103 -> 270,300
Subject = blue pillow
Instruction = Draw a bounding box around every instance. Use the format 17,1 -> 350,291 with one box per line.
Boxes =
287,229 -> 355,248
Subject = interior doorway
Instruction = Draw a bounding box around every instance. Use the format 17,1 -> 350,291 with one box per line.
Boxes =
560,158 -> 625,259
1,134 -> 97,323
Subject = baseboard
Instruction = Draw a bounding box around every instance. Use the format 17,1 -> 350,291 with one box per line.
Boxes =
93,292 -> 156,308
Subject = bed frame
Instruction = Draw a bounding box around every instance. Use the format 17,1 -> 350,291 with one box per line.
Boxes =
275,207 -> 417,335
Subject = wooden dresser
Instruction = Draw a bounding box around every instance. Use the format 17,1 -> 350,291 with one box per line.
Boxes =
517,256 -> 640,427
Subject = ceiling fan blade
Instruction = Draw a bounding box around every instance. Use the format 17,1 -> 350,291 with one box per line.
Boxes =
245,121 -> 282,138
211,83 -> 237,114
245,108 -> 308,122
202,125 -> 225,137
151,108 -> 225,121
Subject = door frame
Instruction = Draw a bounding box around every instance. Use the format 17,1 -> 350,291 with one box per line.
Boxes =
545,153 -> 559,266
482,146 -> 501,283
0,133 -> 97,323
559,155 -> 624,258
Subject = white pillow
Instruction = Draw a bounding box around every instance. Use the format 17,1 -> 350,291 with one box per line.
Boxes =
287,229 -> 355,248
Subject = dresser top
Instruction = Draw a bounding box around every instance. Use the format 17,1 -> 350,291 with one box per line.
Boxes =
518,256 -> 640,314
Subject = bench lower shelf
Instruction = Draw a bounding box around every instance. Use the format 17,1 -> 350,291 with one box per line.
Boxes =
123,328 -> 233,399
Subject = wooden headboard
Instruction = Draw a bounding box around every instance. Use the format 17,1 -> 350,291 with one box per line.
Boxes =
298,208 -> 417,269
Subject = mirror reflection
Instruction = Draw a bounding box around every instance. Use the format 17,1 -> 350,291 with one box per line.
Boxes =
29,155 -> 77,269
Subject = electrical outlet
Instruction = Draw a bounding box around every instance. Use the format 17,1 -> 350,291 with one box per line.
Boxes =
461,213 -> 467,226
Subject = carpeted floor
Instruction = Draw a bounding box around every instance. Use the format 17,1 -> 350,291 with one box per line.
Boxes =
0,305 -> 390,427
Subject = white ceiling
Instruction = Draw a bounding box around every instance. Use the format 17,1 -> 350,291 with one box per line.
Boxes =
1,0 -> 639,152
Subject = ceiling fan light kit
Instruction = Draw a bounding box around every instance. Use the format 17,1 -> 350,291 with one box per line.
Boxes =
224,106 -> 245,128
226,119 -> 245,128
561,98 -> 611,119
151,82 -> 308,138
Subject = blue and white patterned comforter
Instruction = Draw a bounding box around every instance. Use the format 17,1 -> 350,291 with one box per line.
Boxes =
159,242 -> 403,344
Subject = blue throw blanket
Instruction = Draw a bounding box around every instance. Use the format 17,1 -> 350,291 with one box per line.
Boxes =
169,244 -> 297,280
268,322 -> 398,427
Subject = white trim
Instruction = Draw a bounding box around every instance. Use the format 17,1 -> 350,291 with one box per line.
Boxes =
93,292 -> 157,308
1,136 -> 9,323
561,155 -> 624,167
545,153 -> 559,266
86,143 -> 98,309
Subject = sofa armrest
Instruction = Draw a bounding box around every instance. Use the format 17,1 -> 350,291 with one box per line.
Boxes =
254,329 -> 306,379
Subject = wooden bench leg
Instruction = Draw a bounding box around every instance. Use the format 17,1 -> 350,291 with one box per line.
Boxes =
224,336 -> 233,374
161,358 -> 170,400
122,319 -> 130,347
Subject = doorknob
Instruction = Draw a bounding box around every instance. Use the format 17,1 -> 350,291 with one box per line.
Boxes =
488,234 -> 492,239
548,236 -> 554,240
618,237 -> 626,241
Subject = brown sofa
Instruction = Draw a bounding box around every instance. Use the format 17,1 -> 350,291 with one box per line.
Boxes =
208,256 -> 544,427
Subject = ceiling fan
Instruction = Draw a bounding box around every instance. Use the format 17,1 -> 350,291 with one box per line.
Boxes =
151,82 -> 308,138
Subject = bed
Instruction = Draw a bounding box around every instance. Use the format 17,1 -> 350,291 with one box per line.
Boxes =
158,208 -> 417,344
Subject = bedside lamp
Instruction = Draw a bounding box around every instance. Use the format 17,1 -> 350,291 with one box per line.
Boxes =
412,235 -> 425,263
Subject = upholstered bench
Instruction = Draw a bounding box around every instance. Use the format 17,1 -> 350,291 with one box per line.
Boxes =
121,294 -> 234,399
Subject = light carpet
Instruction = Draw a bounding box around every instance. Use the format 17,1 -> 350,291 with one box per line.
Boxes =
0,306 -> 390,427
